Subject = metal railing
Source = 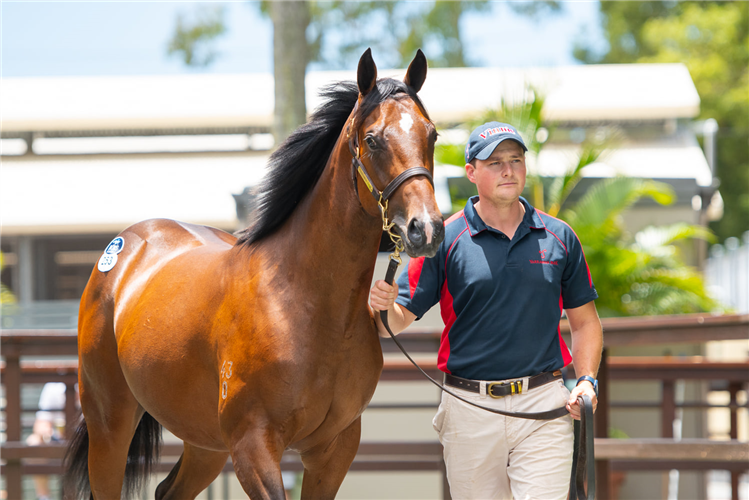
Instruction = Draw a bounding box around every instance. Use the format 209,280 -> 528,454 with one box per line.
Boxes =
2,314 -> 749,500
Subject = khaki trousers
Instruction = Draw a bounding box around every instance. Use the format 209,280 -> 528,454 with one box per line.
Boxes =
433,377 -> 574,500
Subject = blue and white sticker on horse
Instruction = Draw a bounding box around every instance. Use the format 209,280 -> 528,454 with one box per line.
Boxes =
98,237 -> 124,272
105,237 -> 125,255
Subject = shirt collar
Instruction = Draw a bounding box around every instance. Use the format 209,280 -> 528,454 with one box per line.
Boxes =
464,196 -> 546,237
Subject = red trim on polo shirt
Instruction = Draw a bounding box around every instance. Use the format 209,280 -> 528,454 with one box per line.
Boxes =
408,257 -> 425,299
545,228 -> 569,255
536,210 -> 569,254
539,210 -> 593,289
438,278 -> 456,374
445,210 -> 464,226
436,213 -> 466,375
558,294 -> 573,366
557,219 -> 594,289
445,227 -> 468,270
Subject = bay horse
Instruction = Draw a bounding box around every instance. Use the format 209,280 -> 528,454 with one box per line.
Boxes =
64,48 -> 444,499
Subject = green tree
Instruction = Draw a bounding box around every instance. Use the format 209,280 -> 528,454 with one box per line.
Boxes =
561,177 -> 719,317
575,1 -> 749,243
306,1 -> 559,69
438,89 -> 719,316
637,3 -> 749,242
573,2 -> 679,64
169,1 -> 561,144
268,1 -> 311,142
167,6 -> 227,67
438,87 -> 607,216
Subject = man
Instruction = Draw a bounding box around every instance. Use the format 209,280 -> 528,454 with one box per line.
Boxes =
370,121 -> 602,499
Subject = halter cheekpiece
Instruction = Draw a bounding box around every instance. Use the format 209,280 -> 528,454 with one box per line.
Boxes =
347,115 -> 434,263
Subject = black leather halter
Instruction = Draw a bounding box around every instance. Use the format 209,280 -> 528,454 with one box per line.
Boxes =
348,125 -> 434,210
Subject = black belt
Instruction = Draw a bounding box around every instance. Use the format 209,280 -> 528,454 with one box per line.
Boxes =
444,371 -> 562,398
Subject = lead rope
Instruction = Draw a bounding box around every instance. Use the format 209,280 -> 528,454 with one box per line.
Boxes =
378,250 -> 595,500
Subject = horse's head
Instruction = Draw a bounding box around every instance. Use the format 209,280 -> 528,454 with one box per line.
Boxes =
350,49 -> 445,258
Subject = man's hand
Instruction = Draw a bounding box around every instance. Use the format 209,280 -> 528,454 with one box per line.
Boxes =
566,301 -> 602,421
567,380 -> 597,420
369,280 -> 417,337
369,279 -> 398,312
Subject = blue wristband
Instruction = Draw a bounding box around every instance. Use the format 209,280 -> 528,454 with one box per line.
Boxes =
576,375 -> 598,397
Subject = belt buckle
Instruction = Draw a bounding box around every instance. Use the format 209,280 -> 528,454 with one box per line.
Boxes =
488,379 -> 523,399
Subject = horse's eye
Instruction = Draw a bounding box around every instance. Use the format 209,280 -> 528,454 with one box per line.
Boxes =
365,136 -> 377,149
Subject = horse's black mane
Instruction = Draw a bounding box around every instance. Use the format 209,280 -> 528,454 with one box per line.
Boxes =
235,78 -> 428,247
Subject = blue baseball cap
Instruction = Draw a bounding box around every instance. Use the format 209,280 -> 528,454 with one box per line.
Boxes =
465,121 -> 528,163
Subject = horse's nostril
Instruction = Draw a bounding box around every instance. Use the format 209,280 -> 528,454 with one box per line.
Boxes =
407,219 -> 425,246
433,221 -> 445,243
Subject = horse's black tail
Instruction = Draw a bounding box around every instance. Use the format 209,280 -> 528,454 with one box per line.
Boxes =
63,412 -> 163,499
63,417 -> 90,499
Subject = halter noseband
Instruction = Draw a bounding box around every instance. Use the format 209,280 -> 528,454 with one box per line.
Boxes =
347,116 -> 434,262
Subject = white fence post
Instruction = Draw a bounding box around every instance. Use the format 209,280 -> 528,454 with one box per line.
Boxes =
705,231 -> 749,313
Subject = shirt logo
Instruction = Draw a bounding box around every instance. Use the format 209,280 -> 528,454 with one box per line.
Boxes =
529,248 -> 558,265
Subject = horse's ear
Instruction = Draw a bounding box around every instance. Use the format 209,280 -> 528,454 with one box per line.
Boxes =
404,49 -> 427,93
357,48 -> 377,97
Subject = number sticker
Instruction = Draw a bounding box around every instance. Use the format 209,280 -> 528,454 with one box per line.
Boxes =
97,253 -> 118,272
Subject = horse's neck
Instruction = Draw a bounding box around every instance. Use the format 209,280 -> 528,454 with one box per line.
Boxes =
284,139 -> 382,290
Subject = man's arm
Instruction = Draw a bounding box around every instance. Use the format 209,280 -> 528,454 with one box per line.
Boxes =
369,280 -> 417,337
565,300 -> 603,419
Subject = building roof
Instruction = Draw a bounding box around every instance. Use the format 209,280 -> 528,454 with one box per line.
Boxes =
0,154 -> 465,235
532,130 -> 712,187
1,153 -> 268,235
1,134 -> 711,236
2,64 -> 700,134
0,62 -> 709,236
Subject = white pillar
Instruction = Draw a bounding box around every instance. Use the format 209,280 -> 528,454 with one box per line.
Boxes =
17,236 -> 33,304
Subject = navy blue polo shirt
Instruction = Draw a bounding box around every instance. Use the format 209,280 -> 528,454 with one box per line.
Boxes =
395,196 -> 598,381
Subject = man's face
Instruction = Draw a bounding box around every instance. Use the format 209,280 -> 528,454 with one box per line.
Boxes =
465,140 -> 526,205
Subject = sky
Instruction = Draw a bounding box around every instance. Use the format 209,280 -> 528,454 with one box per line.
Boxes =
1,1 -> 607,78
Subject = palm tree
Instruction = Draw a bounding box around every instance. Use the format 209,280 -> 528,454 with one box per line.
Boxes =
560,177 -> 719,317
436,89 -> 721,316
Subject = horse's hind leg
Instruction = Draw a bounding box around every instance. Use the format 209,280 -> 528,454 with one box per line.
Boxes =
228,423 -> 287,499
155,443 -> 229,500
80,365 -> 144,497
299,417 -> 362,499
77,304 -> 144,497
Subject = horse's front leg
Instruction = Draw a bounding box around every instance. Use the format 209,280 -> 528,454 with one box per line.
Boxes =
299,416 -> 361,500
227,419 -> 287,500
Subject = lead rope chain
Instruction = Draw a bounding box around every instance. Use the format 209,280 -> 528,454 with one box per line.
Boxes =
380,199 -> 405,265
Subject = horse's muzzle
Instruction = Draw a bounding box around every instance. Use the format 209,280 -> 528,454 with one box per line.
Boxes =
401,217 -> 444,258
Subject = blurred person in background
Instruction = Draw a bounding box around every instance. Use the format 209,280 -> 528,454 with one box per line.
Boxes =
26,382 -> 70,500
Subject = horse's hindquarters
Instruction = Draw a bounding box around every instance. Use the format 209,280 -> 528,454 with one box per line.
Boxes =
80,219 -> 238,451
